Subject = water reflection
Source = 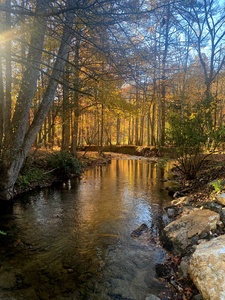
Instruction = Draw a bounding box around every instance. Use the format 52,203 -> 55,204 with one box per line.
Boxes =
0,158 -> 171,300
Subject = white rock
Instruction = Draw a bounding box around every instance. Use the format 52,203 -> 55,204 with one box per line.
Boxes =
189,235 -> 225,300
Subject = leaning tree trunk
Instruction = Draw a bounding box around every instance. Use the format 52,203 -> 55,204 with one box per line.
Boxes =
0,0 -> 47,200
0,1 -> 75,200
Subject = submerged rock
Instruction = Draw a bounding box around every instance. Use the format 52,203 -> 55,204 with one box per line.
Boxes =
189,234 -> 225,300
161,209 -> 220,254
130,223 -> 148,238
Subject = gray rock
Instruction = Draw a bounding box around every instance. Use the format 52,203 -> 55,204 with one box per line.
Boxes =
162,209 -> 220,254
221,207 -> 225,224
203,201 -> 222,213
189,234 -> 225,300
166,207 -> 176,218
180,259 -> 189,278
164,205 -> 182,219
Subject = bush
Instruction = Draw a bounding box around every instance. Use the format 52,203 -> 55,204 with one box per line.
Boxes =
16,168 -> 47,188
210,179 -> 225,193
167,109 -> 225,180
47,151 -> 83,177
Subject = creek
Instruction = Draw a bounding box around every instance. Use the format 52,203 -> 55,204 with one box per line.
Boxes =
0,157 -> 172,300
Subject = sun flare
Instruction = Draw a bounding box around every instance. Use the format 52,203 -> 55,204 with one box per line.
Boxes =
0,28 -> 20,44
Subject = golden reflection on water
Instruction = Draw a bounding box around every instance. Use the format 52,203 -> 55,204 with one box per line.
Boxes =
2,158 -> 171,299
75,159 -> 170,241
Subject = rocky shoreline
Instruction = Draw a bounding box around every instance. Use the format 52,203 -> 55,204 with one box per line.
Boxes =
157,155 -> 225,300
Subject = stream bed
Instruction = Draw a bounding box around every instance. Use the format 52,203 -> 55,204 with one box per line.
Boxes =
0,157 -> 172,300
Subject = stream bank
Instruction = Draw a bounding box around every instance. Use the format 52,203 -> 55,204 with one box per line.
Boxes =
159,154 -> 225,299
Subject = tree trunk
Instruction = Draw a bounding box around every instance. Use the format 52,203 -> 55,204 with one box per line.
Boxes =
0,1 -> 75,200
116,115 -> 121,145
159,3 -> 170,146
71,36 -> 81,156
0,57 -> 4,146
62,60 -> 71,151
4,0 -> 12,135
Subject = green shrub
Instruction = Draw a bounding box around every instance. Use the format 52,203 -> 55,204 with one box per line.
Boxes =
210,179 -> 225,193
16,168 -> 47,188
47,151 -> 83,177
167,108 -> 225,180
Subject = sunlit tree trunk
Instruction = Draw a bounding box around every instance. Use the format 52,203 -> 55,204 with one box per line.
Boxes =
135,85 -> 140,145
116,115 -> 121,145
71,36 -> 81,156
139,115 -> 144,146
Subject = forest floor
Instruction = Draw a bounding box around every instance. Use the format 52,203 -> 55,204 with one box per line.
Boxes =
17,150 -> 225,299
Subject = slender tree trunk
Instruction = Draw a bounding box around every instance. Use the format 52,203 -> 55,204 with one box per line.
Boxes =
151,103 -> 156,146
71,37 -> 81,156
116,115 -> 121,145
139,115 -> 144,146
135,85 -> 139,145
99,104 -> 104,154
0,57 -> 4,147
160,4 -> 170,146
147,111 -> 150,146
62,60 -> 71,151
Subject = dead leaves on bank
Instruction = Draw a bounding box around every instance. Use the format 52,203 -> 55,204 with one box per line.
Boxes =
156,254 -> 200,300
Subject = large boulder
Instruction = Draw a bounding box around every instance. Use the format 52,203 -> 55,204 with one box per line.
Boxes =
161,209 -> 220,254
189,235 -> 225,300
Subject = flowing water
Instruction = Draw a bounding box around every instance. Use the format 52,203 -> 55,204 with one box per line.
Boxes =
0,157 -> 172,300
